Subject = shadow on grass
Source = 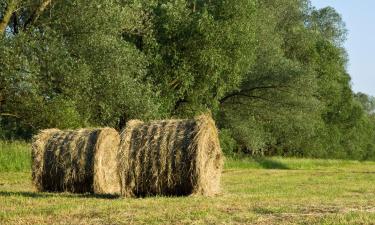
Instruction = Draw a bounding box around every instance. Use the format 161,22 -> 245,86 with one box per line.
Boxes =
253,207 -> 276,215
254,158 -> 290,170
0,191 -> 119,199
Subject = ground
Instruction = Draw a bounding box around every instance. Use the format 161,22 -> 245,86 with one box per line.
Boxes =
0,142 -> 375,224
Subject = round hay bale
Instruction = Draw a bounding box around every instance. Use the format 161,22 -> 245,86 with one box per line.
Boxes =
31,128 -> 121,195
32,128 -> 61,192
118,114 -> 223,197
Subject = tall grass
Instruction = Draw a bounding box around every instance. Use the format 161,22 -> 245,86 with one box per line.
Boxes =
0,141 -> 30,172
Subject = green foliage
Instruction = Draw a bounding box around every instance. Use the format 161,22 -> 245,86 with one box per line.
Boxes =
218,129 -> 237,156
355,92 -> 375,114
308,6 -> 347,46
219,0 -> 322,156
0,0 -> 164,137
128,0 -> 258,116
0,0 -> 374,160
0,32 -> 87,133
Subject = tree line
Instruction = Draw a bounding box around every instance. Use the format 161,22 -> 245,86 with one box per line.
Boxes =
1,0 -> 374,160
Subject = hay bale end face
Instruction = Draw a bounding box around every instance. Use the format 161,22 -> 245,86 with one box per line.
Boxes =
32,128 -> 121,195
118,114 -> 223,197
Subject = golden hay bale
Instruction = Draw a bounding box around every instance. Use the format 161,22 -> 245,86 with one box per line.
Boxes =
118,114 -> 223,197
32,128 -> 120,195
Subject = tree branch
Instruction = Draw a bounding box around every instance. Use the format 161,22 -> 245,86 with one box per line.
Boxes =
24,0 -> 52,29
11,11 -> 19,34
0,113 -> 20,118
0,0 -> 18,35
0,113 -> 36,129
220,85 -> 288,104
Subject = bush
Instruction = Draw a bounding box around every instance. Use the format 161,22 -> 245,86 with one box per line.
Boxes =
219,129 -> 238,156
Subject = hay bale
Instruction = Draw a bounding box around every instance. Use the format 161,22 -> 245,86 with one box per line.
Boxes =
118,114 -> 223,197
32,128 -> 121,195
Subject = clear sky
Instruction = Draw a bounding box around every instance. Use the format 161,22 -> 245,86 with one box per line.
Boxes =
311,0 -> 375,96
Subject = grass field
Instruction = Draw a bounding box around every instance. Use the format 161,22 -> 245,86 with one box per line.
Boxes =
0,142 -> 375,224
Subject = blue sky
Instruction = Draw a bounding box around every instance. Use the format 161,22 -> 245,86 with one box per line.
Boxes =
311,0 -> 375,96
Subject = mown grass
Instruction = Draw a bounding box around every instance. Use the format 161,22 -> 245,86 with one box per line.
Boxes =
0,142 -> 375,224
225,155 -> 375,171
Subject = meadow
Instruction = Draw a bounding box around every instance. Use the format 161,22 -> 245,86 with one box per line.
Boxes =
0,142 -> 374,225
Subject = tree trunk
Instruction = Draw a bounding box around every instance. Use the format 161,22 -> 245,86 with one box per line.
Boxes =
0,0 -> 18,35
31,0 -> 52,24
24,0 -> 52,29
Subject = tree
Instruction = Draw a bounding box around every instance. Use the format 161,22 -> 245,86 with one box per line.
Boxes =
355,92 -> 375,114
123,0 -> 258,117
1,0 -> 374,161
305,6 -> 375,159
308,6 -> 347,46
218,0 -> 321,155
0,0 -> 163,139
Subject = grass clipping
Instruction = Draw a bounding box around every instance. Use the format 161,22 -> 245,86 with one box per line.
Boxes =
32,128 -> 120,195
118,114 -> 223,197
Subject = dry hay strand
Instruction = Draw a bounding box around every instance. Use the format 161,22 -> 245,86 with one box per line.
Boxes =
118,114 -> 223,197
32,128 -> 120,194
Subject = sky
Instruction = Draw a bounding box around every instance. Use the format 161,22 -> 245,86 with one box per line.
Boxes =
311,0 -> 375,96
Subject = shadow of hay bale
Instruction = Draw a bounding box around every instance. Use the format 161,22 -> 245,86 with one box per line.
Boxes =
254,158 -> 290,170
0,191 -> 120,199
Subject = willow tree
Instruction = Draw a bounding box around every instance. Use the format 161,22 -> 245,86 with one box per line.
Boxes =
0,0 -> 162,138
122,0 -> 258,116
218,0 -> 321,155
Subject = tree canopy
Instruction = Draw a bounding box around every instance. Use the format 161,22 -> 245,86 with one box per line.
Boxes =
1,0 -> 374,160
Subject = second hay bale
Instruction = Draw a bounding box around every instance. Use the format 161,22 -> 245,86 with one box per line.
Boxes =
118,114 -> 223,197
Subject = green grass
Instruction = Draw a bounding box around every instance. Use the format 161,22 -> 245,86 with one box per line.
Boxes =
0,141 -> 30,172
225,156 -> 375,171
1,142 -> 375,224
